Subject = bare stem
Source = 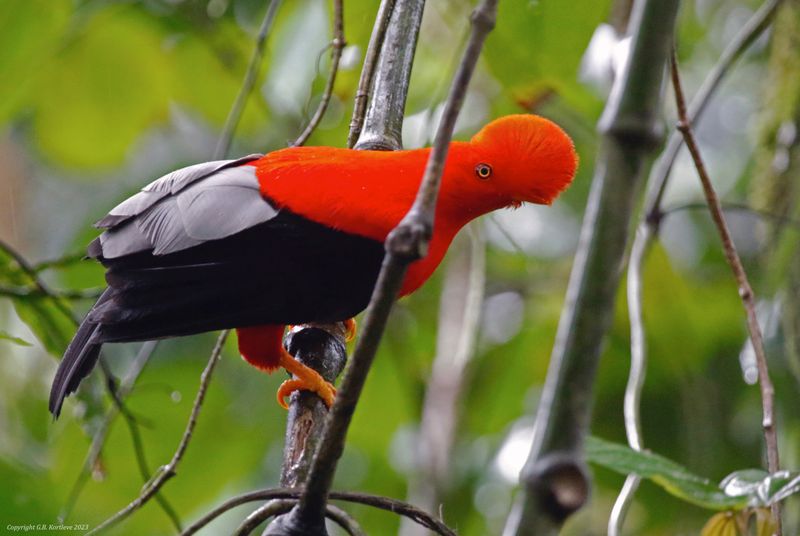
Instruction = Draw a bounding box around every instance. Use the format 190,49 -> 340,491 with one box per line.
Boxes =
644,0 -> 782,218
0,285 -> 103,300
59,342 -> 167,524
180,488 -> 456,536
288,0 -> 498,529
86,330 -> 228,535
670,48 -> 781,533
292,0 -> 345,147
214,0 -> 281,159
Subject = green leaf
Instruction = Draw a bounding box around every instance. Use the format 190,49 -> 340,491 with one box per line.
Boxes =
0,330 -> 32,347
586,436 -> 747,510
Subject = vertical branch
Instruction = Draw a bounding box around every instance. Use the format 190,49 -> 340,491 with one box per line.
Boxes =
504,1 -> 680,534
278,1 -> 498,533
353,0 -> 426,150
609,3 -> 781,533
670,49 -> 782,532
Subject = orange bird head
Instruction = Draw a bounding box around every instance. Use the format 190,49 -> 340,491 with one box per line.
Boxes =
441,114 -> 578,218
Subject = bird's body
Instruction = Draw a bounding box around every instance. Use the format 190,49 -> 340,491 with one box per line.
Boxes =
49,115 -> 577,417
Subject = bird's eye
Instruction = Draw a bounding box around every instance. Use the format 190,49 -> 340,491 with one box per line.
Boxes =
475,163 -> 492,180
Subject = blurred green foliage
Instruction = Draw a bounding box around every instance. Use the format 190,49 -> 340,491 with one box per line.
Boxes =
1,0 -> 798,535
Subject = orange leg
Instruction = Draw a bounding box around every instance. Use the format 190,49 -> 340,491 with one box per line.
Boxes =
276,347 -> 337,409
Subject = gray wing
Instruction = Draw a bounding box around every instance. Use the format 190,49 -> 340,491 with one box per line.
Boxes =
92,154 -> 280,258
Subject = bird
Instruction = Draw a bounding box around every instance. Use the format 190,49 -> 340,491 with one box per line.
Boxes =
49,114 -> 578,418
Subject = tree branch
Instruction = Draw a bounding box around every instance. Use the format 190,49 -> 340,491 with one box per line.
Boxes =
234,500 -> 365,536
86,330 -> 228,535
504,1 -> 680,534
670,47 -> 782,533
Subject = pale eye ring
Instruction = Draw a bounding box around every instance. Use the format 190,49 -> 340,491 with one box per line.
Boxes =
475,163 -> 492,180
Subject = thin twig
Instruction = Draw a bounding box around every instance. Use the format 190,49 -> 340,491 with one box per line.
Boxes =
346,0 -> 397,148
180,488 -> 455,536
233,500 -> 366,536
0,285 -> 103,300
234,500 -> 294,535
86,331 -> 228,535
291,0 -> 345,147
0,239 -> 176,525
402,225 -> 485,535
59,341 -> 160,523
33,251 -> 87,272
644,0 -> 782,220
670,48 -> 781,533
0,238 -> 80,324
610,3 -> 782,532
292,0 -> 498,527
214,0 -> 281,159
662,201 -> 800,228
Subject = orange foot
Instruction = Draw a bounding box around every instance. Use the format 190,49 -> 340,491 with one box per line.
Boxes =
343,318 -> 357,342
276,348 -> 337,409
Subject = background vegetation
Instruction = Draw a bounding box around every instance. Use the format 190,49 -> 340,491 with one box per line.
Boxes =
1,0 -> 798,534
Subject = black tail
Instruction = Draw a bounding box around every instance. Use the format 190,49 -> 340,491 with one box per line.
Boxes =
48,290 -> 110,418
